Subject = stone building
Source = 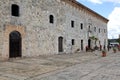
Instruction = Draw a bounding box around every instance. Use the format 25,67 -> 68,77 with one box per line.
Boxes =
0,0 -> 108,60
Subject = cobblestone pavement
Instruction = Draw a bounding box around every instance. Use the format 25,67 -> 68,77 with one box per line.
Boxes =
0,50 -> 118,80
29,51 -> 120,80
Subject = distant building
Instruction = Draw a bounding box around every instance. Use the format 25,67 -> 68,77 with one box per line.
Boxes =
0,0 -> 108,60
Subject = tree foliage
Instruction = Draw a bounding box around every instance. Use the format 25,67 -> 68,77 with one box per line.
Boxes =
117,38 -> 120,44
89,36 -> 98,46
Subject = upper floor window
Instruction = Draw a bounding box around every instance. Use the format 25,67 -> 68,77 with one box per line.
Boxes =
11,4 -> 19,17
88,26 -> 90,30
104,29 -> 106,33
94,27 -> 96,32
99,28 -> 100,33
72,39 -> 75,45
81,23 -> 83,29
49,15 -> 54,23
71,20 -> 74,28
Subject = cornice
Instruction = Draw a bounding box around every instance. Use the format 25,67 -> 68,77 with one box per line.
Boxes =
61,0 -> 109,23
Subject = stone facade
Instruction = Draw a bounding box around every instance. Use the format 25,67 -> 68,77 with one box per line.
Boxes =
0,0 -> 108,60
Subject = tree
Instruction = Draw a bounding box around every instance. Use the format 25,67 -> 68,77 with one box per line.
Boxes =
90,36 -> 98,46
117,38 -> 120,44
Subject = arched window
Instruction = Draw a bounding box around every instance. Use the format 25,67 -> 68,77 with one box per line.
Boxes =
81,23 -> 83,29
99,28 -> 100,33
71,20 -> 74,28
72,39 -> 75,45
11,4 -> 19,17
49,15 -> 54,23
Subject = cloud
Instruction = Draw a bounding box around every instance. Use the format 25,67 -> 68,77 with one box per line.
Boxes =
108,7 -> 120,39
77,0 -> 120,4
88,0 -> 102,4
103,0 -> 120,3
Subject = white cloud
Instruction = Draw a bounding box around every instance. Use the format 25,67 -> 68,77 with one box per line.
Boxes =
103,0 -> 120,3
88,0 -> 102,4
77,0 -> 120,4
108,7 -> 120,39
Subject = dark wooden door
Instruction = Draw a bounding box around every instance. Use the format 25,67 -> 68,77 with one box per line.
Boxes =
88,39 -> 91,49
58,37 -> 63,52
9,31 -> 21,58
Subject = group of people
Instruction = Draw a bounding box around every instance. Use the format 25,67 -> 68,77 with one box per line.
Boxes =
85,45 -> 104,52
86,44 -> 120,52
108,44 -> 120,51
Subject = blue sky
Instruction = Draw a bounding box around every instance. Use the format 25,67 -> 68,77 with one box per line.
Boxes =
77,0 -> 120,39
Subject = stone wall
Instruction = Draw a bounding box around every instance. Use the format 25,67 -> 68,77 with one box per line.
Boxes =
0,0 -> 108,60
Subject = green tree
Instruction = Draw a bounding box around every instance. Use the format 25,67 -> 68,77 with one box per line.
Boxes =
90,36 -> 98,46
117,38 -> 120,44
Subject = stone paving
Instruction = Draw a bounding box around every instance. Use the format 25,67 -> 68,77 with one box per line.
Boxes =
29,51 -> 120,80
0,50 -> 118,80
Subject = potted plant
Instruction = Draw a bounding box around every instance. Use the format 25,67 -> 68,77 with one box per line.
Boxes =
102,50 -> 106,57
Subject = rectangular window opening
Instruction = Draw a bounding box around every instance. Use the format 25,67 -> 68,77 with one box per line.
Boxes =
72,39 -> 75,45
81,23 -> 83,29
71,20 -> 74,28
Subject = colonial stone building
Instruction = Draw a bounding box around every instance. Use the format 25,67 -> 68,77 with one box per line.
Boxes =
0,0 -> 108,60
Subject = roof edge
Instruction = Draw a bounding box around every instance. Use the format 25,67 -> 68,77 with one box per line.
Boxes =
61,0 -> 109,23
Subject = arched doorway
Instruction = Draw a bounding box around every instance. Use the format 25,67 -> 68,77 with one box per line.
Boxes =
88,39 -> 91,49
9,31 -> 22,58
58,37 -> 63,52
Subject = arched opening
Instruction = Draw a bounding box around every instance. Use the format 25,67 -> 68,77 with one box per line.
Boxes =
58,37 -> 63,52
9,31 -> 22,58
49,15 -> 54,23
88,39 -> 91,49
11,4 -> 19,17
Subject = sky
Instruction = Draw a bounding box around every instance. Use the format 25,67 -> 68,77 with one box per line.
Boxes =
76,0 -> 120,39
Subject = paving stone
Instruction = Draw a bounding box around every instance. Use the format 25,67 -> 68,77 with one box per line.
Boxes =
0,50 -> 117,80
28,51 -> 120,80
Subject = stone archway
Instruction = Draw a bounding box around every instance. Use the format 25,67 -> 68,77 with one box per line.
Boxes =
2,25 -> 25,60
9,31 -> 21,58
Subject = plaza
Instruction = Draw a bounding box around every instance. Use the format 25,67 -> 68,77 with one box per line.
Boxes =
0,50 -> 119,80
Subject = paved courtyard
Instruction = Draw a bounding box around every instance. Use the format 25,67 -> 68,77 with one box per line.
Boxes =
0,50 -> 119,80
